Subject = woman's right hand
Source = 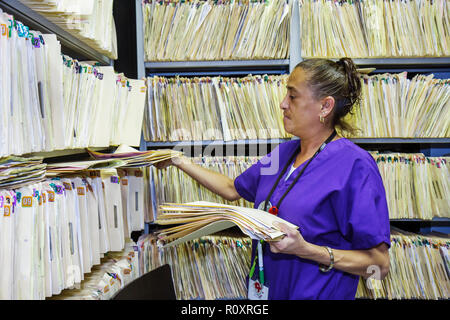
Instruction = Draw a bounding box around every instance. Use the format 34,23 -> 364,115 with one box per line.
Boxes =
154,158 -> 173,169
154,155 -> 190,170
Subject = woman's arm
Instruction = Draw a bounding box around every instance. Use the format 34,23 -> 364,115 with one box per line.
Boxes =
154,156 -> 241,202
268,223 -> 390,279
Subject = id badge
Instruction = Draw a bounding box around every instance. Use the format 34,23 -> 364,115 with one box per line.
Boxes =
248,279 -> 269,300
257,200 -> 272,212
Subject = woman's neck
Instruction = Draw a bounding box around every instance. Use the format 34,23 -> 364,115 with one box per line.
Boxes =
298,127 -> 336,156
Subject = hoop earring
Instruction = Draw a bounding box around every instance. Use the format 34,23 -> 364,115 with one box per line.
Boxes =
319,115 -> 325,123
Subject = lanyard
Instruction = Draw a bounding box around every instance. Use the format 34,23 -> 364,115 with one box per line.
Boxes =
263,130 -> 337,215
248,130 -> 337,287
249,240 -> 265,285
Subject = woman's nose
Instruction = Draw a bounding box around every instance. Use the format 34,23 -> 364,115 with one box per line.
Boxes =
280,95 -> 289,110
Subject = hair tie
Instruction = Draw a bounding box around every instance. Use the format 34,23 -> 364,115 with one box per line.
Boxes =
336,59 -> 346,68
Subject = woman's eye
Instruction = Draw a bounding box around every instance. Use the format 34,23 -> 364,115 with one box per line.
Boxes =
289,96 -> 295,100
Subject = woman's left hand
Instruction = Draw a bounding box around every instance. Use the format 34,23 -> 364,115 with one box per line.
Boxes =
269,222 -> 312,258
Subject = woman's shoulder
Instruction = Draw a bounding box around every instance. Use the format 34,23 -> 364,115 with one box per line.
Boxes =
329,138 -> 380,173
260,139 -> 299,161
265,138 -> 377,169
336,138 -> 374,157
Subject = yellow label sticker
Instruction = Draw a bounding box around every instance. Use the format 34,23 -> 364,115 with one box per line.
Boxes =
77,187 -> 85,196
48,191 -> 55,202
22,196 -> 33,207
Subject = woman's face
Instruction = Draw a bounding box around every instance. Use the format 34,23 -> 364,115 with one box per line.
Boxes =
280,68 -> 323,137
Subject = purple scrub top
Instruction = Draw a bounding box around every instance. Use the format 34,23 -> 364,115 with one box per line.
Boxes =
234,138 -> 391,300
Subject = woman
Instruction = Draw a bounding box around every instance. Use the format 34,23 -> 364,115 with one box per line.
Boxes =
157,58 -> 390,300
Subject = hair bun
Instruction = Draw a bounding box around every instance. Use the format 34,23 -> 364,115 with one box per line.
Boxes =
336,57 -> 361,112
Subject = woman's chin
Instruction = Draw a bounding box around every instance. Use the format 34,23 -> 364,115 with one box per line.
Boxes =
282,123 -> 293,135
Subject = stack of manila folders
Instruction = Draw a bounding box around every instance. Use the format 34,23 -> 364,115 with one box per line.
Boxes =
156,201 -> 298,248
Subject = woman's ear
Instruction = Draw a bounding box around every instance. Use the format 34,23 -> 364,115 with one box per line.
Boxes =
320,96 -> 335,117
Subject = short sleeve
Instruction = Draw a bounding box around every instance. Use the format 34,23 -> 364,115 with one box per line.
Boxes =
333,156 -> 391,250
234,160 -> 262,203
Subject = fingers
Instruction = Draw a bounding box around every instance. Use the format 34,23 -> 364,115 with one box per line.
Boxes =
269,242 -> 280,254
171,155 -> 190,167
154,159 -> 171,169
273,222 -> 296,237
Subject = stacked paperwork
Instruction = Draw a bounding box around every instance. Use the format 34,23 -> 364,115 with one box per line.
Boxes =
19,0 -> 117,59
0,156 -> 46,188
299,0 -> 450,58
0,169 -> 146,300
346,73 -> 450,138
374,153 -> 450,220
155,201 -> 298,247
87,145 -> 183,167
357,230 -> 450,300
138,233 -> 252,300
46,147 -> 181,175
144,75 -> 290,142
142,0 -> 291,61
0,11 -> 145,158
48,242 -> 140,300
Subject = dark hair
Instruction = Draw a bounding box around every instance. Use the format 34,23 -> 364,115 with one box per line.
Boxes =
294,57 -> 361,135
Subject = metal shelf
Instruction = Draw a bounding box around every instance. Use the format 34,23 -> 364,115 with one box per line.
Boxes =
145,138 -> 450,148
351,57 -> 450,66
145,139 -> 292,148
390,218 -> 450,222
351,58 -> 450,73
0,0 -> 112,65
144,59 -> 290,76
350,138 -> 450,144
21,147 -> 113,163
145,60 -> 290,69
144,57 -> 450,75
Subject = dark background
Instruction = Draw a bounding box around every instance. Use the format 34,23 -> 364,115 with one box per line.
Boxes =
113,0 -> 138,78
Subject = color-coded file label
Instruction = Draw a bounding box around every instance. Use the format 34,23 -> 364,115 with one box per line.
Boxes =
110,176 -> 119,184
77,187 -> 85,196
22,196 -> 33,207
48,191 -> 55,202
